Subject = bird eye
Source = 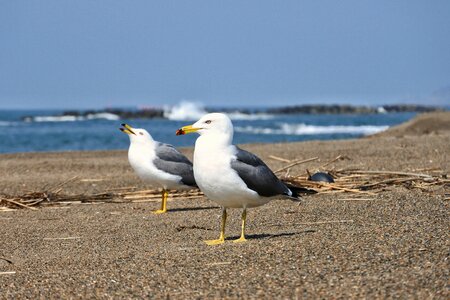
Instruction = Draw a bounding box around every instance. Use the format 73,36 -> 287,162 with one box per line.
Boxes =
139,132 -> 144,135
205,120 -> 211,124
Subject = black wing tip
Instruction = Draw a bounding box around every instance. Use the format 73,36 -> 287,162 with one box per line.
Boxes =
285,183 -> 317,199
181,181 -> 198,188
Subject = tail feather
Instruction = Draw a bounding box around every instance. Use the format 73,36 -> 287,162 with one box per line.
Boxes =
284,182 -> 317,201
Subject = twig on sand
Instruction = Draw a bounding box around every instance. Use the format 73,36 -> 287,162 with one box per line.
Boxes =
360,177 -> 418,188
80,178 -> 105,182
206,262 -> 232,267
345,170 -> 433,178
1,157 -> 445,211
0,198 -> 37,210
0,207 -> 17,212
320,155 -> 343,169
314,183 -> 376,195
0,271 -> 16,275
0,257 -> 13,264
268,155 -> 291,163
275,157 -> 319,174
337,198 -> 378,201
43,237 -> 81,241
105,186 -> 137,192
45,175 -> 79,193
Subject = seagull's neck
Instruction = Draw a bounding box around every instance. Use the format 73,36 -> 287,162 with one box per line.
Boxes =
129,140 -> 155,157
195,132 -> 233,153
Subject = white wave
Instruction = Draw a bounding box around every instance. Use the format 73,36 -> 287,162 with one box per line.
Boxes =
226,112 -> 274,120
377,106 -> 387,114
164,101 -> 274,121
31,115 -> 84,122
164,101 -> 207,121
235,123 -> 389,136
86,112 -> 120,121
26,113 -> 120,122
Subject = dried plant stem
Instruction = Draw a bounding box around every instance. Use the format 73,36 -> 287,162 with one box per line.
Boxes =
320,155 -> 342,168
0,198 -> 37,210
315,184 -> 376,195
275,157 -> 319,173
337,198 -> 378,201
360,177 -> 418,188
345,170 -> 433,178
268,155 -> 291,163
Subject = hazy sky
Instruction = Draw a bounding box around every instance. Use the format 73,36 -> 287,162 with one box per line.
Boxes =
1,1 -> 449,109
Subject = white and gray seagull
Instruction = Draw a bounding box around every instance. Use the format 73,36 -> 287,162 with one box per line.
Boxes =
176,113 -> 302,245
120,123 -> 196,214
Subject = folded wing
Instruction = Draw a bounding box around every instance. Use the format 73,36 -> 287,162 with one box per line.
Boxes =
230,146 -> 291,197
153,143 -> 196,187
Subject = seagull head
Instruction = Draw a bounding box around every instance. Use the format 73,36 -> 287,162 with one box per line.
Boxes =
176,113 -> 234,139
120,124 -> 154,144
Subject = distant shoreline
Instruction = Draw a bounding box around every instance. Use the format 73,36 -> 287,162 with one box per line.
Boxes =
20,104 -> 446,122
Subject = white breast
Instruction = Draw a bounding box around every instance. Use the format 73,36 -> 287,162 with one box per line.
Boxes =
128,143 -> 182,190
193,137 -> 266,208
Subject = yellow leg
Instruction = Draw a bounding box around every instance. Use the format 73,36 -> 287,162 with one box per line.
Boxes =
153,189 -> 168,214
205,209 -> 227,245
233,208 -> 247,243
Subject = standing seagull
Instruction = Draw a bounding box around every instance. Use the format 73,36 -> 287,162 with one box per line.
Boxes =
120,124 -> 196,214
176,113 -> 301,245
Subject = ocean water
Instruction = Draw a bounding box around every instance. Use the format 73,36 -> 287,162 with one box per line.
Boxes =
0,104 -> 416,153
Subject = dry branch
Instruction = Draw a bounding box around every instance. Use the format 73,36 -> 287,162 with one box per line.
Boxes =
320,155 -> 343,168
0,198 -> 38,210
1,155 -> 447,211
275,157 -> 319,173
341,170 -> 433,178
268,155 -> 291,163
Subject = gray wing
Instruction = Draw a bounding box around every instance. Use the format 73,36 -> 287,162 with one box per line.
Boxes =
230,146 -> 291,197
153,143 -> 196,187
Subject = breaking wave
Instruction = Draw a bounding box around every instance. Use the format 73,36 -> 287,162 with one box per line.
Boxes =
24,112 -> 120,122
226,112 -> 273,120
235,123 -> 389,136
163,101 -> 207,121
164,101 -> 273,121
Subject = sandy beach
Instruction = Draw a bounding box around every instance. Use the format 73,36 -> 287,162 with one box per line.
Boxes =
1,112 -> 449,298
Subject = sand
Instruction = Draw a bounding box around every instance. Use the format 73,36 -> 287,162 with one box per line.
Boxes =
0,112 -> 449,298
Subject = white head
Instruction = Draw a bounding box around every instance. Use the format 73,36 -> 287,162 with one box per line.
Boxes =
176,113 -> 234,143
120,124 -> 154,145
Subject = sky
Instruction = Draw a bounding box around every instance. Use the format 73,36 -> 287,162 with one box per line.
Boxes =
0,1 -> 449,109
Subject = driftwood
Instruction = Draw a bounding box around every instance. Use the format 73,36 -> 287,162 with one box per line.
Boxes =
1,154 -> 448,211
0,184 -> 203,211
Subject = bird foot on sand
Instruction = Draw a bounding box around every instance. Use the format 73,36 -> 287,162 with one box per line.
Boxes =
152,209 -> 167,214
233,237 -> 247,243
204,239 -> 225,246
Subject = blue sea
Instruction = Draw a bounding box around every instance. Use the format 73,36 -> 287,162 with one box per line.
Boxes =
0,103 -> 417,154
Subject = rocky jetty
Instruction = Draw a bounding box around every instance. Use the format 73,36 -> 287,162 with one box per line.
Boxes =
267,104 -> 444,115
21,104 -> 445,122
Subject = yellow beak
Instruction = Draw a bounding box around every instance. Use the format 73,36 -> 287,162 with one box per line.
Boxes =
176,125 -> 200,135
120,123 -> 136,135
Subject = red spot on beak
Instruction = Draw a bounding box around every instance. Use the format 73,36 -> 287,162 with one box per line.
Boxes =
176,129 -> 185,136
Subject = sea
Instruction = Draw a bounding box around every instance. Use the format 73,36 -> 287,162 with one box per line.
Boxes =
0,102 -> 418,154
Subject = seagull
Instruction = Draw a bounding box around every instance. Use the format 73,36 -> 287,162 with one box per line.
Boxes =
120,123 -> 196,214
176,113 -> 302,245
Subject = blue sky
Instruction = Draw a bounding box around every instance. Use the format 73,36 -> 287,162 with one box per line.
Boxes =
1,1 -> 449,109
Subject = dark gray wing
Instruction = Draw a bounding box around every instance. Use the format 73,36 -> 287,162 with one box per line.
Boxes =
153,143 -> 196,187
230,146 -> 291,197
